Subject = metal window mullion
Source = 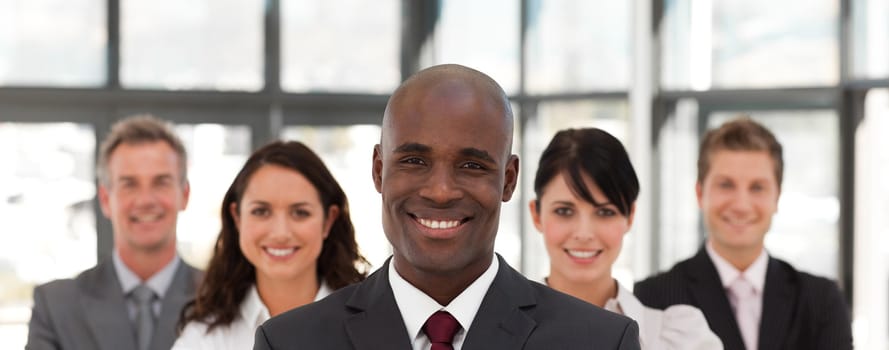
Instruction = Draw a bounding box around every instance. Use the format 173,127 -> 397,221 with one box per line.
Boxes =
264,0 -> 281,94
107,0 -> 120,89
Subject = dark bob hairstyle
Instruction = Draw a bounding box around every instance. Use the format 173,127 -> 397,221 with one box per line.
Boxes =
533,128 -> 639,217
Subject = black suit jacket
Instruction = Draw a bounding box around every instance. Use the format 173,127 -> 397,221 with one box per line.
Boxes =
633,247 -> 852,350
255,255 -> 640,349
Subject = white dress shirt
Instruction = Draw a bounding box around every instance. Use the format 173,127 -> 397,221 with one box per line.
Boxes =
540,276 -> 723,350
172,282 -> 332,350
388,257 -> 499,350
112,250 -> 181,320
605,283 -> 724,350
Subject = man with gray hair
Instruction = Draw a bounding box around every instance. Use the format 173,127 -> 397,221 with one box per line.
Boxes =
27,115 -> 201,350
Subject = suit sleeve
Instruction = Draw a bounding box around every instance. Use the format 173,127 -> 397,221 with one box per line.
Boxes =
25,285 -> 60,350
617,319 -> 641,350
633,279 -> 663,309
814,281 -> 853,350
253,325 -> 273,350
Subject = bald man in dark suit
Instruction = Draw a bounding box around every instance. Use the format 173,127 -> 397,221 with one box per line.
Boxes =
254,64 -> 640,350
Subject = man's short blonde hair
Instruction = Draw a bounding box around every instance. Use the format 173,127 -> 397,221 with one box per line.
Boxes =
697,116 -> 783,187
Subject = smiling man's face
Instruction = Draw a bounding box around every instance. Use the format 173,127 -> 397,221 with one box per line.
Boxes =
373,74 -> 518,283
99,141 -> 189,255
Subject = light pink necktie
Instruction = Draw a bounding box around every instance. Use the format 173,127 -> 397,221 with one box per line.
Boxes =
727,276 -> 758,350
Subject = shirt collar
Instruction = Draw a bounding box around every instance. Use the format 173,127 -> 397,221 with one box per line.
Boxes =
605,283 -> 646,339
388,256 -> 499,342
705,240 -> 769,292
241,280 -> 335,327
112,250 -> 180,298
605,283 -> 641,317
315,281 -> 333,300
242,285 -> 270,327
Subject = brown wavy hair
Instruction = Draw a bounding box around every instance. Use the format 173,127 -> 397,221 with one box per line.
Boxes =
179,140 -> 368,333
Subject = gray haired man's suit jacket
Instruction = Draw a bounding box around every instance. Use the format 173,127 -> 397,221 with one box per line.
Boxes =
254,255 -> 641,350
26,258 -> 201,350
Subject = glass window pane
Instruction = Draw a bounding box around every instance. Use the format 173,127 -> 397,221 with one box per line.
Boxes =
0,123 -> 97,348
421,0 -> 519,95
521,100 -> 631,283
851,0 -> 889,79
121,0 -> 263,91
852,89 -> 889,349
656,99 -> 703,269
709,111 -> 839,279
495,102 -> 522,270
0,0 -> 105,86
282,126 -> 388,270
525,0 -> 631,93
661,0 -> 838,89
282,0 -> 399,93
175,124 -> 251,269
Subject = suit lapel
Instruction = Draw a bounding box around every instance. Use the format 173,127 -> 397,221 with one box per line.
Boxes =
80,261 -> 138,350
758,258 -> 795,350
686,248 -> 746,350
462,256 -> 536,350
151,263 -> 199,350
344,261 -> 414,350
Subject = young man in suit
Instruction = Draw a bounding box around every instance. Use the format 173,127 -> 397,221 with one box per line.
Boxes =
254,64 -> 640,349
634,117 -> 852,350
27,115 -> 202,350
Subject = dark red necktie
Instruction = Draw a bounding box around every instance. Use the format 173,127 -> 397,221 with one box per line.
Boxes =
423,311 -> 461,350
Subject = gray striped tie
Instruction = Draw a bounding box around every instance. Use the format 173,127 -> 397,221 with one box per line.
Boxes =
131,284 -> 156,350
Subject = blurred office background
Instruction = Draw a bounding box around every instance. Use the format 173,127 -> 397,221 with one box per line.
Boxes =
1,0 -> 887,348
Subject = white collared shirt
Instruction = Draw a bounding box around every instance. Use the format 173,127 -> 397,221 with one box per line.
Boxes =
388,256 -> 499,350
172,282 -> 332,350
605,283 -> 724,350
540,277 -> 723,350
112,250 -> 181,320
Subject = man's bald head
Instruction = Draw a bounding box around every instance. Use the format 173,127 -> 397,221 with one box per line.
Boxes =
372,64 -> 520,301
382,64 -> 514,153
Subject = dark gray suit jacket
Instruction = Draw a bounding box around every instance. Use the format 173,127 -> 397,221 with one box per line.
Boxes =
26,258 -> 201,350
254,255 -> 640,349
634,247 -> 852,350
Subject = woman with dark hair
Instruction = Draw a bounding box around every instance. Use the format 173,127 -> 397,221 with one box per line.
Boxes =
529,128 -> 721,349
173,140 -> 368,349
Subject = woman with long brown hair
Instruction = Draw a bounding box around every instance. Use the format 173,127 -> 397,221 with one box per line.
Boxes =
173,140 -> 368,349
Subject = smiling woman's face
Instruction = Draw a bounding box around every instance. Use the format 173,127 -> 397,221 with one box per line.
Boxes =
531,172 -> 633,285
234,164 -> 337,285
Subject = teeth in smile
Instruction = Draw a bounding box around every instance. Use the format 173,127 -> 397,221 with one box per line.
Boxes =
723,216 -> 752,225
265,247 -> 296,257
566,250 -> 601,259
417,218 -> 460,229
132,213 -> 161,222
